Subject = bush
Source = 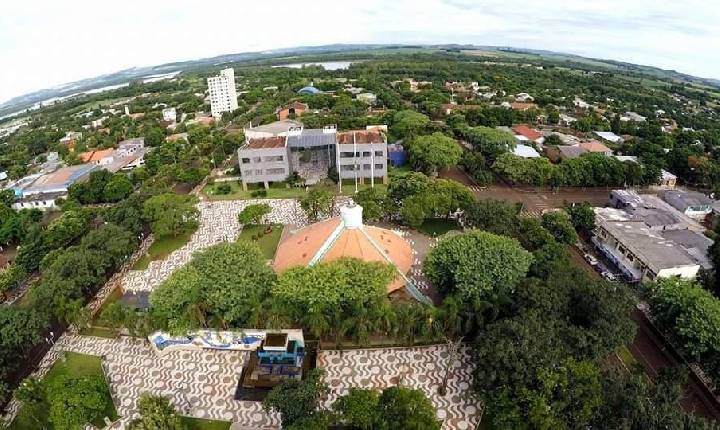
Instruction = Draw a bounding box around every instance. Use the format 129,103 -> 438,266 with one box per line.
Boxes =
251,189 -> 268,198
215,183 -> 232,195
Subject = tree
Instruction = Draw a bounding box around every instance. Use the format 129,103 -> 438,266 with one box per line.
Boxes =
463,199 -> 520,236
99,302 -> 128,335
375,386 -> 440,430
424,230 -> 533,302
47,375 -> 111,430
15,376 -> 45,426
143,194 -> 199,237
464,126 -> 516,160
237,203 -> 272,225
103,174 -> 133,202
300,188 -> 334,223
272,258 -> 395,341
263,369 -> 328,427
0,264 -> 26,299
565,202 -> 596,232
353,187 -> 388,221
151,241 -> 275,332
390,110 -> 429,139
332,388 -> 379,429
129,393 -> 186,430
407,133 -> 462,175
541,211 -> 578,245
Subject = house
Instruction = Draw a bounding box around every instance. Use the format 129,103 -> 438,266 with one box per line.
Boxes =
621,111 -> 646,122
441,103 -> 481,115
512,125 -> 544,144
356,93 -> 377,105
513,144 -> 541,158
593,191 -> 711,282
509,102 -> 538,111
579,141 -> 612,156
661,190 -> 713,220
162,107 -> 177,123
79,138 -> 146,172
79,148 -> 115,166
277,102 -> 309,121
59,131 -> 82,146
659,170 -> 677,189
544,145 -> 587,162
166,132 -> 189,143
594,131 -> 624,144
559,113 -> 577,126
515,93 -> 534,102
573,97 -> 590,109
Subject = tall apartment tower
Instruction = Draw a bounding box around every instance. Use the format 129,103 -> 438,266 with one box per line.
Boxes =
207,68 -> 238,118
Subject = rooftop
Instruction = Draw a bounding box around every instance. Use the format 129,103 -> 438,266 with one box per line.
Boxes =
662,190 -> 713,209
556,145 -> 587,159
79,148 -> 115,163
337,130 -> 385,145
513,144 -> 541,158
21,164 -> 97,194
512,124 -> 543,141
245,120 -> 303,136
243,136 -> 287,149
579,140 -> 611,153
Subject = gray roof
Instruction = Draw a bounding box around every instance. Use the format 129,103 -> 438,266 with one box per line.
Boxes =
246,120 -> 303,135
662,190 -> 713,210
287,129 -> 337,148
557,145 -> 587,159
660,229 -> 713,270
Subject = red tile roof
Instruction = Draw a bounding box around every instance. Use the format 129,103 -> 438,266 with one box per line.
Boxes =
510,102 -> 538,111
579,140 -> 611,153
512,124 -> 543,141
79,148 -> 115,163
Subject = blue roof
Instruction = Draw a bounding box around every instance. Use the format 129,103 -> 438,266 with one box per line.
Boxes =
297,86 -> 321,95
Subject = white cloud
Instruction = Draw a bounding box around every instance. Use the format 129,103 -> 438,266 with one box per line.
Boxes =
0,0 -> 718,104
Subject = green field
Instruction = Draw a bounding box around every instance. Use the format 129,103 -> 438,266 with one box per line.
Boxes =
417,218 -> 461,237
10,352 -> 117,430
236,224 -> 283,260
181,416 -> 231,430
132,229 -> 197,270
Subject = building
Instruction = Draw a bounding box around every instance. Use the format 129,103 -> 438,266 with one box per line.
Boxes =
594,131 -> 624,144
297,85 -> 321,95
509,102 -> 538,111
513,144 -> 541,158
512,124 -> 544,144
9,164 -> 97,211
59,131 -> 82,147
559,113 -> 577,126
661,190 -> 713,219
515,92 -> 534,102
593,190 -> 711,282
207,68 -> 239,118
238,126 -> 387,190
441,103 -> 481,115
244,120 -> 304,139
277,102 -> 309,121
659,170 -> 677,189
162,107 -> 177,122
78,138 -> 146,172
579,140 -> 612,156
356,92 -> 377,105
336,130 -> 388,186
273,204 -> 428,302
387,143 -> 407,167
166,132 -> 189,143
79,148 -> 115,166
621,111 -> 647,122
544,145 -> 587,162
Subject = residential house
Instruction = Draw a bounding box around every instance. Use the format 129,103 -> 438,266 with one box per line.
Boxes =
621,111 -> 647,122
512,125 -> 545,145
579,141 -> 612,156
594,131 -> 624,144
509,102 -> 538,111
661,190 -> 713,219
162,107 -> 177,123
515,93 -> 534,102
544,145 -> 587,162
356,93 -> 377,105
277,102 -> 309,121
513,144 -> 541,158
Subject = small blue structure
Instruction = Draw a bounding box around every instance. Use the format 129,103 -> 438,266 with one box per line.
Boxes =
297,86 -> 321,95
388,143 -> 407,167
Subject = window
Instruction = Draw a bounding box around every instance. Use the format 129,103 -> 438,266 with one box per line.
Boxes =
263,155 -> 284,162
375,163 -> 384,170
241,158 -> 251,164
266,168 -> 285,175
253,157 -> 262,163
375,150 -> 384,157
362,151 -> 371,157
340,151 -> 355,158
255,169 -> 263,175
341,165 -> 357,172
363,164 -> 371,170
243,170 -> 253,177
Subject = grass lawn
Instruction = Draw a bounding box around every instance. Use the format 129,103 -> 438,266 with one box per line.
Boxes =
132,229 -> 196,270
79,325 -> 118,339
180,416 -> 231,430
417,218 -> 461,237
10,352 -> 117,430
204,180 -> 387,200
237,224 -> 283,260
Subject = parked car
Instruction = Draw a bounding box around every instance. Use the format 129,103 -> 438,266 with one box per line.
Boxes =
584,253 -> 598,266
601,271 -> 617,281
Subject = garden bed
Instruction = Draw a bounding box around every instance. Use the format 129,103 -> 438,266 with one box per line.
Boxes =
132,229 -> 196,270
237,224 -> 283,260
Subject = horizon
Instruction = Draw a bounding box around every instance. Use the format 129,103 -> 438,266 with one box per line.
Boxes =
1,0 -> 719,105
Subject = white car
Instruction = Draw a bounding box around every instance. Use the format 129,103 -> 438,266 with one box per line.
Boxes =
584,254 -> 598,266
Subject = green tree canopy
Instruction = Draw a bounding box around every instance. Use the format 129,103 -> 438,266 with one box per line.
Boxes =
151,241 -> 275,332
541,211 -> 578,245
407,132 -> 462,175
390,110 -> 429,140
263,369 -> 328,427
375,386 -> 440,430
47,375 -> 111,430
300,188 -> 334,223
237,203 -> 272,225
424,230 -> 533,302
332,388 -> 380,429
129,393 -> 186,430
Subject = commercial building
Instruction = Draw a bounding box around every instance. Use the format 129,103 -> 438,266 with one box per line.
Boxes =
592,190 -> 712,282
8,164 -> 98,210
238,126 -> 387,190
661,190 -> 713,219
207,68 -> 238,118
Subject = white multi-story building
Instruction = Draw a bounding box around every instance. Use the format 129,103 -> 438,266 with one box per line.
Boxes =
162,107 -> 177,122
207,68 -> 238,118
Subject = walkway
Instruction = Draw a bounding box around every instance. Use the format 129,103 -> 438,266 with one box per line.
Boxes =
318,345 -> 482,430
122,199 -> 308,293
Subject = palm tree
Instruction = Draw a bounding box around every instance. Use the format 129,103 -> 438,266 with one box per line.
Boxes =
305,310 -> 331,339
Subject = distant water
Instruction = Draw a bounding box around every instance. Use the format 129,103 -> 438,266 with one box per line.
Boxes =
273,61 -> 353,70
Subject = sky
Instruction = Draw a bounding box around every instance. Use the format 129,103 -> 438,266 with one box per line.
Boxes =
1,0 -> 719,104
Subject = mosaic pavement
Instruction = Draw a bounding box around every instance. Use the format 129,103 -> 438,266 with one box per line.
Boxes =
122,199 -> 309,293
318,345 -> 482,430
48,335 -> 280,428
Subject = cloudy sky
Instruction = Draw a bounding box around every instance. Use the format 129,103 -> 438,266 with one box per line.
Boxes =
1,0 -> 718,104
